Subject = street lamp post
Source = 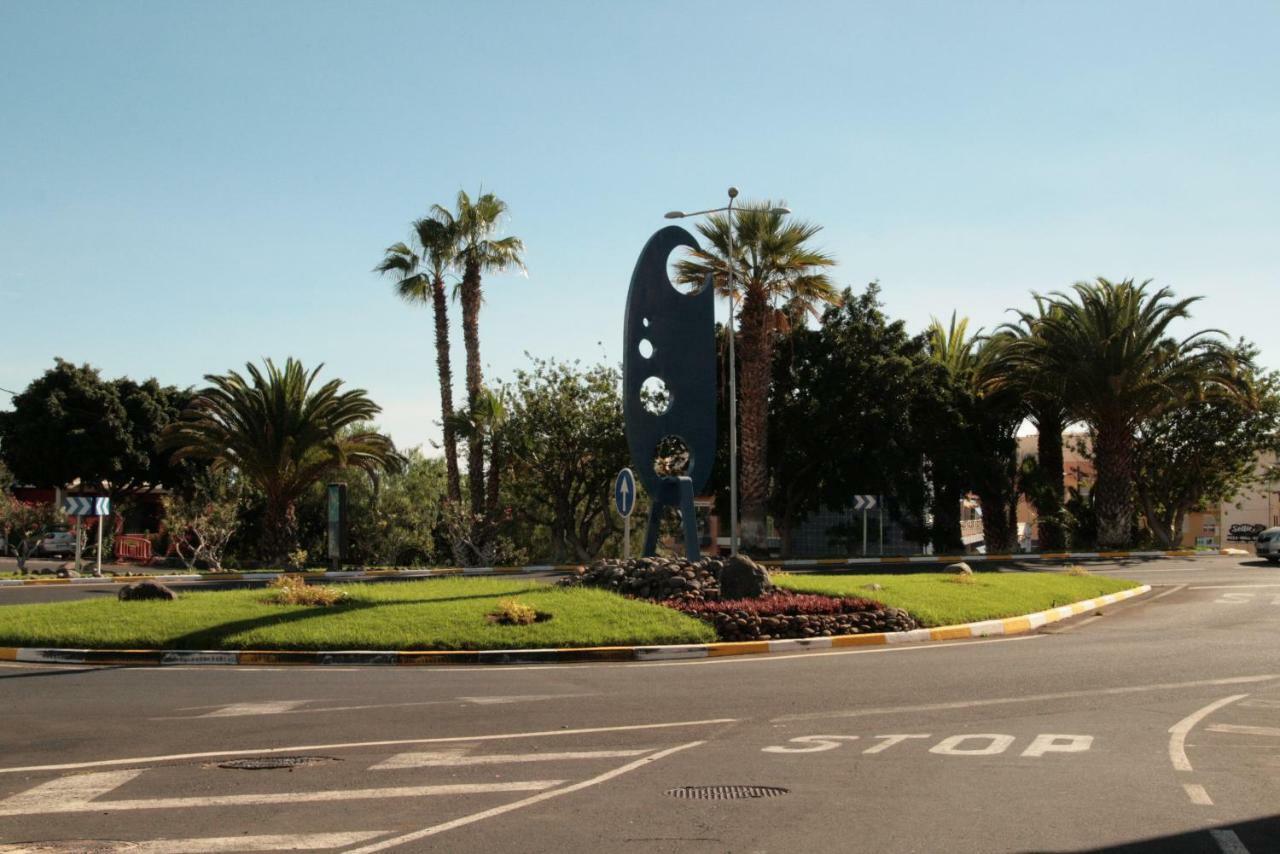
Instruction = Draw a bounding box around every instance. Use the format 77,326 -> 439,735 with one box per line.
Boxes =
665,189 -> 790,558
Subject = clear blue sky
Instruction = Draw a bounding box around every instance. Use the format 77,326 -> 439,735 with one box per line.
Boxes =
3,1 -> 1277,451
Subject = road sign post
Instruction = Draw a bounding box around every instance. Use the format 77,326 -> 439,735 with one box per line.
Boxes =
63,497 -> 110,577
852,495 -> 878,557
614,468 -> 636,560
327,483 -> 348,573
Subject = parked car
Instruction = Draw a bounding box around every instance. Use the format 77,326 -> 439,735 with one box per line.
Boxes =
37,525 -> 77,558
1256,527 -> 1280,564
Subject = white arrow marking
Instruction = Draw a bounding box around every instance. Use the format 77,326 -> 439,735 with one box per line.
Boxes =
0,770 -> 564,816
372,748 -> 651,769
198,701 -> 311,717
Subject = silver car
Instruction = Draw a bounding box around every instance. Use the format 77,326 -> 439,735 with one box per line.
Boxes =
38,526 -> 77,558
1257,527 -> 1280,564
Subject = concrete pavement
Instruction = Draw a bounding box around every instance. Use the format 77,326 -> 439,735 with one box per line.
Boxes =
0,555 -> 1277,852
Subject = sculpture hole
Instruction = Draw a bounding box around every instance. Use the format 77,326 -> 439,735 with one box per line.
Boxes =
654,435 -> 692,478
638,338 -> 654,359
640,377 -> 670,415
665,245 -> 702,296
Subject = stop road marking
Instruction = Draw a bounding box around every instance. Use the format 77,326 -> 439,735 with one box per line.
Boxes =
763,733 -> 1093,758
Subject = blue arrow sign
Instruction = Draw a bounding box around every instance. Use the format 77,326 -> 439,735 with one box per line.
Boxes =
853,495 -> 878,512
614,468 -> 636,518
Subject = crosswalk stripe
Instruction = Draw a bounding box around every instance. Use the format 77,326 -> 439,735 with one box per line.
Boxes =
371,748 -> 651,769
0,770 -> 564,816
0,831 -> 391,853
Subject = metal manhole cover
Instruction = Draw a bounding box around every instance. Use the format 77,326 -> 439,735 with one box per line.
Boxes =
216,755 -> 337,770
665,785 -> 789,800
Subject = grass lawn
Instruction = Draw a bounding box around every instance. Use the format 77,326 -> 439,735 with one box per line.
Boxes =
774,571 -> 1140,627
0,578 -> 715,651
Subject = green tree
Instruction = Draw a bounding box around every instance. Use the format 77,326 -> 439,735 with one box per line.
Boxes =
674,202 -> 838,551
1133,349 -> 1280,547
375,216 -> 463,505
765,285 -> 932,555
499,358 -> 629,563
0,360 -> 196,498
430,190 -> 525,524
1028,278 -> 1244,548
161,358 -> 403,563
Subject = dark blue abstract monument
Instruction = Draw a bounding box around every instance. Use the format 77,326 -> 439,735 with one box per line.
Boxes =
622,226 -> 716,560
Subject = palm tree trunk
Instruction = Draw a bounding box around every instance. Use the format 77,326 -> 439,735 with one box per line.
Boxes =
1034,407 -> 1067,550
930,479 -> 965,553
431,275 -> 462,504
262,497 -> 299,566
460,259 -> 485,519
1093,420 -> 1135,548
736,290 -> 771,551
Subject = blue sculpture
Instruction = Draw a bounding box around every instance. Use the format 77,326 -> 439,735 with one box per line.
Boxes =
622,226 -> 716,560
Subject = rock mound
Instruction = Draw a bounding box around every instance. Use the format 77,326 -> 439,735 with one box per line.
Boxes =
118,580 -> 177,601
563,555 -> 775,602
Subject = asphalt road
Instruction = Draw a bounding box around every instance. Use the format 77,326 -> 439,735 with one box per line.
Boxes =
1,555 -> 1277,853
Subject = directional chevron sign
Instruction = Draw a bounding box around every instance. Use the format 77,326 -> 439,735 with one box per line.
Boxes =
852,495 -> 878,512
63,496 -> 110,516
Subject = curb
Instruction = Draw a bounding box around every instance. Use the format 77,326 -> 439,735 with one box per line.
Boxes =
767,549 -> 1230,570
0,546 -> 1234,587
0,584 -> 1151,668
0,565 -> 582,588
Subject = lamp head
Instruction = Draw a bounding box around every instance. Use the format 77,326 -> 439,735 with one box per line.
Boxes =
727,187 -> 739,199
664,211 -> 685,219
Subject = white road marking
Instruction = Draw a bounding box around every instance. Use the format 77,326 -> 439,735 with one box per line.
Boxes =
0,718 -> 737,775
0,770 -> 563,817
0,831 -> 390,852
929,734 -> 1015,756
198,701 -> 310,717
457,694 -> 589,705
1209,828 -> 1252,854
1168,695 -> 1249,772
371,748 -> 650,769
1020,734 -> 1093,757
1183,783 -> 1214,805
1192,584 -> 1280,590
1207,723 -> 1280,738
773,675 -> 1277,723
342,741 -> 705,853
761,735 -> 860,754
862,734 -> 931,754
1214,593 -> 1255,604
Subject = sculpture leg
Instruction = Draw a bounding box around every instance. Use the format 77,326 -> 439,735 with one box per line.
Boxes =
642,501 -> 663,557
678,477 -> 699,561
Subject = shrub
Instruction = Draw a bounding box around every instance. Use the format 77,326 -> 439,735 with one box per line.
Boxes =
492,598 -> 538,625
666,592 -> 882,618
1065,564 -> 1091,576
264,575 -> 346,607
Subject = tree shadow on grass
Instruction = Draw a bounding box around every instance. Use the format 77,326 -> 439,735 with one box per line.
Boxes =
164,587 -> 554,649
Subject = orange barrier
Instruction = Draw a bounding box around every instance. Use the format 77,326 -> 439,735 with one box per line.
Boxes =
114,535 -> 154,564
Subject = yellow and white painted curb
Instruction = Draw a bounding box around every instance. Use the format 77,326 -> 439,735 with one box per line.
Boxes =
0,584 -> 1150,668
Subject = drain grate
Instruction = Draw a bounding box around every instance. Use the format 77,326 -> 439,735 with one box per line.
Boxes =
216,755 -> 337,770
665,785 -> 789,800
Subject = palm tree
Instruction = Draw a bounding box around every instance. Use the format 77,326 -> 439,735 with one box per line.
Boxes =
675,202 -> 838,550
375,216 -> 462,505
161,358 -> 403,563
927,315 -> 1024,553
431,190 -> 525,520
1029,278 -> 1242,548
987,298 -> 1071,550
